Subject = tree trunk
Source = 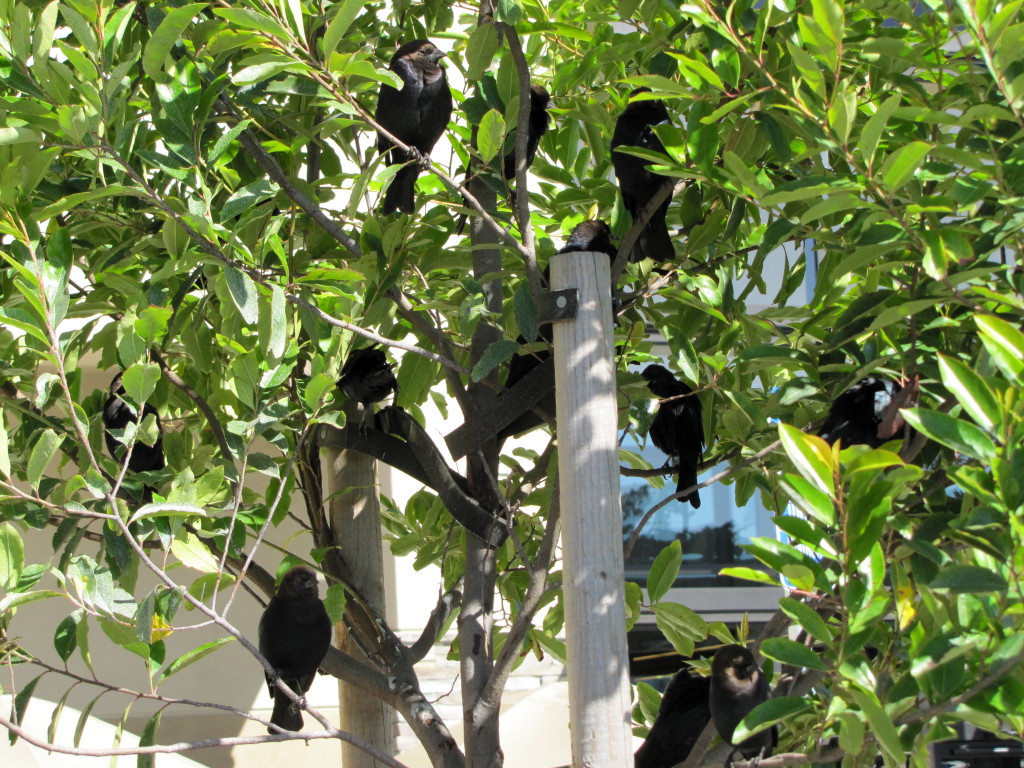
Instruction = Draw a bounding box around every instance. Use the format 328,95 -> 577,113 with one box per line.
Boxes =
326,401 -> 396,767
551,250 -> 632,768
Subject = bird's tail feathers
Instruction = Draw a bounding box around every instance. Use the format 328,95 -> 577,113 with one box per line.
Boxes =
382,165 -> 418,214
269,693 -> 304,732
636,213 -> 675,263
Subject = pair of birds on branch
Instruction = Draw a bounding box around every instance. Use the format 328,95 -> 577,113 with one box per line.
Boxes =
373,40 -> 671,267
636,643 -> 775,768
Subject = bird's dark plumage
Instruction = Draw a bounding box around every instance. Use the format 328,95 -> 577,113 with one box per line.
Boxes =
611,88 -> 675,263
258,565 -> 332,732
337,346 -> 399,405
502,84 -> 551,181
557,219 -> 618,259
635,671 -> 711,768
103,373 -> 165,475
709,644 -> 775,760
375,39 -> 452,215
818,376 -> 903,448
642,365 -> 704,508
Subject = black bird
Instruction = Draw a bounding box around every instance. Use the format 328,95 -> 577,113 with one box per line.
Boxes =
337,346 -> 399,406
635,671 -> 711,768
375,39 -> 453,215
709,644 -> 775,760
642,364 -> 704,508
103,373 -> 165,475
611,88 -> 675,263
556,219 -> 618,259
502,84 -> 551,182
818,376 -> 903,448
258,565 -> 332,732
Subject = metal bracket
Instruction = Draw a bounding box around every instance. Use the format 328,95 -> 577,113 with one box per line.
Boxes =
536,288 -> 578,325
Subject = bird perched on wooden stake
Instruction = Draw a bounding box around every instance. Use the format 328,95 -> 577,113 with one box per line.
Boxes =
337,345 -> 399,406
502,83 -> 551,182
710,644 -> 775,761
103,372 -> 165,477
818,376 -> 904,448
612,88 -> 675,263
642,364 -> 704,508
258,565 -> 332,732
375,39 -> 453,215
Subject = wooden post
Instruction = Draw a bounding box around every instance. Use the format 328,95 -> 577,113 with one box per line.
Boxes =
325,402 -> 396,767
551,250 -> 632,768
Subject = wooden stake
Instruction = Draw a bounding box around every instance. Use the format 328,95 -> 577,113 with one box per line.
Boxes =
551,250 -> 632,768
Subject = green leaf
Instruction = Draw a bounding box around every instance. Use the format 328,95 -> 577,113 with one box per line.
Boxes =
732,696 -> 811,744
976,315 -> 1024,382
929,564 -> 1008,593
760,637 -> 827,670
879,141 -> 932,192
778,423 -> 834,496
937,355 -> 1000,432
324,582 -> 346,624
477,109 -> 506,164
221,179 -> 279,221
99,617 -> 151,659
212,8 -> 290,38
901,408 -> 997,462
646,540 -> 681,603
158,637 -> 236,683
74,694 -> 101,747
858,93 -> 901,166
47,685 -> 74,745
322,0 -> 363,56
717,567 -> 782,586
10,674 -> 43,745
128,503 -> 208,524
137,710 -> 162,768
225,267 -> 259,325
850,687 -> 903,767
143,4 -> 207,78
513,282 -> 538,342
0,408 -> 9,478
471,339 -> 520,382
28,429 -> 64,491
54,611 -> 81,662
465,22 -> 499,81
121,363 -> 161,409
0,523 -> 25,591
651,602 -> 709,657
170,533 -> 220,573
778,596 -> 834,641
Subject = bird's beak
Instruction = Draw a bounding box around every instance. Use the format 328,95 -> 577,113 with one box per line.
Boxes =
431,50 -> 446,62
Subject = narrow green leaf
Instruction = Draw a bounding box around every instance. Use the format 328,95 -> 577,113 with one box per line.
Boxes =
733,696 -> 811,745
212,8 -> 290,39
158,637 -> 236,683
850,687 -> 903,767
477,109 -> 506,164
879,140 -> 931,192
322,0 -> 363,57
143,4 -> 207,78
513,282 -> 538,342
471,339 -> 520,382
268,285 -> 286,362
54,612 -> 80,662
646,540 -> 682,603
137,710 -> 162,768
651,601 -> 709,658
0,408 -> 10,478
225,267 -> 259,325
221,179 -> 279,221
47,685 -> 75,744
937,355 -> 1000,431
73,693 -> 102,746
760,637 -> 827,670
778,423 -> 834,496
858,94 -> 901,166
0,523 -> 25,591
465,22 -> 499,81
717,567 -> 782,586
324,583 -> 346,624
778,597 -> 834,641
929,564 -> 1008,593
10,674 -> 44,745
28,429 -> 64,491
901,408 -> 997,462
976,315 -> 1024,382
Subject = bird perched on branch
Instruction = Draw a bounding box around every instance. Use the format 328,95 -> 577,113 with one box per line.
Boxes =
817,376 -> 904,448
710,644 -> 775,760
642,364 -> 704,508
502,83 -> 551,182
103,372 -> 165,475
258,565 -> 332,732
375,39 -> 452,215
337,345 -> 399,406
612,88 -> 675,263
635,670 -> 711,768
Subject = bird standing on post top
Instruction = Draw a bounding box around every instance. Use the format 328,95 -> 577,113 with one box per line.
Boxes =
337,346 -> 399,406
817,375 -> 904,448
258,565 -> 332,732
709,644 -> 776,760
642,364 -> 704,508
375,39 -> 453,215
611,88 -> 675,263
